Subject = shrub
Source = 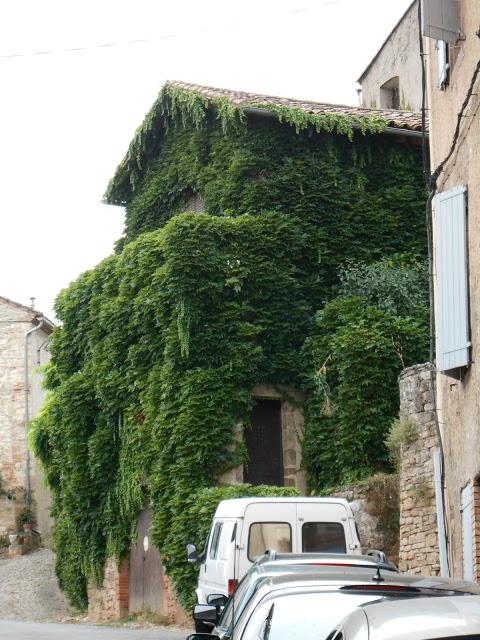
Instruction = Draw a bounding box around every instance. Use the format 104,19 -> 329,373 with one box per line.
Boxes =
385,415 -> 419,469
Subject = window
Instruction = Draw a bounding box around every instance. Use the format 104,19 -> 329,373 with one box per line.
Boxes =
302,522 -> 346,553
209,522 -> 223,559
461,484 -> 473,580
248,522 -> 292,561
380,77 -> 400,110
183,192 -> 204,213
434,186 -> 469,372
437,40 -> 449,88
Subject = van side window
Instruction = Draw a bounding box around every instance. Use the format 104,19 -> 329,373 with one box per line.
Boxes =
248,522 -> 292,561
209,522 -> 223,559
302,522 -> 346,553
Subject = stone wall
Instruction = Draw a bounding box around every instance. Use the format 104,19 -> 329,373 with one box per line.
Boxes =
88,556 -> 129,622
332,475 -> 398,563
0,297 -> 52,538
88,556 -> 190,626
426,0 -> 480,579
398,364 -> 440,575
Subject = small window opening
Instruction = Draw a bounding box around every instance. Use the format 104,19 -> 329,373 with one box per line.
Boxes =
380,77 -> 400,110
437,40 -> 449,89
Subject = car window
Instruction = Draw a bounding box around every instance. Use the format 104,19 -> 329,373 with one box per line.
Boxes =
241,592 -> 380,640
218,570 -> 262,632
209,522 -> 223,559
302,522 -> 346,553
248,522 -> 292,561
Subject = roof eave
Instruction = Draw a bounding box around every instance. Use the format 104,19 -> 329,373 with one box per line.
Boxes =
243,106 -> 424,138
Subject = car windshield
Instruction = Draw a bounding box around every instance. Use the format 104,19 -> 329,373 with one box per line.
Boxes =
239,592 -> 385,640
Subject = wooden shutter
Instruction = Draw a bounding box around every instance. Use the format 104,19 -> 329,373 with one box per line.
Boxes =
421,0 -> 461,43
434,185 -> 469,372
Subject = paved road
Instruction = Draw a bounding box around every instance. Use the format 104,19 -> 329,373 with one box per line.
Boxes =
0,620 -> 190,640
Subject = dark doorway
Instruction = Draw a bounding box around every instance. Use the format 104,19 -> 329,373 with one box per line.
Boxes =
129,507 -> 164,615
244,399 -> 284,486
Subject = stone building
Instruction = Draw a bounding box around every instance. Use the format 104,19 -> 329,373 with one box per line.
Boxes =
84,79 -> 426,622
358,1 -> 423,111
422,0 -> 480,580
0,296 -> 54,540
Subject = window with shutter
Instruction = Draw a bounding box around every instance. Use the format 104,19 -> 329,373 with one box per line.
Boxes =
437,40 -> 449,88
421,0 -> 461,43
434,185 -> 469,372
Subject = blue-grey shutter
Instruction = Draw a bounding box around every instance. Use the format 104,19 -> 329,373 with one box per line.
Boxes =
434,185 -> 469,372
421,0 -> 461,43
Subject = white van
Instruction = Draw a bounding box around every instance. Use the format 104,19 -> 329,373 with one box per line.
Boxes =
187,497 -> 361,604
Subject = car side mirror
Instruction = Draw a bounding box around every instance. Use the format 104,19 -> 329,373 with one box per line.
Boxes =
186,635 -> 214,640
192,604 -> 218,626
206,593 -> 228,607
186,543 -> 198,563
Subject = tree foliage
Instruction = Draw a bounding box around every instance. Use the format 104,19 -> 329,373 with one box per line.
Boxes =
302,257 -> 429,492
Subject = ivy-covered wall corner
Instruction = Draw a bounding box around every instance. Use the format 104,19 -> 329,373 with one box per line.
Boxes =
32,80 -> 427,611
324,473 -> 400,564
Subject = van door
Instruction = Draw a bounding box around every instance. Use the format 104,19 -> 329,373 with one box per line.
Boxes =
296,501 -> 352,553
198,519 -> 238,601
239,502 -> 297,577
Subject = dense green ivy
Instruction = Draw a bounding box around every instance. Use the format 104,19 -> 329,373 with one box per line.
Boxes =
302,257 -> 429,491
33,86 -> 427,609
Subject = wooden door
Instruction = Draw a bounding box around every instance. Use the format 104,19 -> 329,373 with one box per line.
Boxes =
129,507 -> 164,614
244,399 -> 283,486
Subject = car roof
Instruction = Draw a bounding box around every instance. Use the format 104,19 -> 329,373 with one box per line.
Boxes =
254,566 -> 480,595
214,497 -> 350,517
361,594 -> 480,639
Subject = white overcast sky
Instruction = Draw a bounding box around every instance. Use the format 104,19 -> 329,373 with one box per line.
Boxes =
1,0 -> 413,320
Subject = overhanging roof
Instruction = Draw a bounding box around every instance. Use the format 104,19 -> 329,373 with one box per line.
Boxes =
106,79 -> 425,206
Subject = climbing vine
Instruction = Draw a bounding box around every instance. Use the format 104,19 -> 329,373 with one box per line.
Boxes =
33,83 -> 427,609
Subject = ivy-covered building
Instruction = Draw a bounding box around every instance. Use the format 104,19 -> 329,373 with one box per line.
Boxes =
33,80 -> 428,619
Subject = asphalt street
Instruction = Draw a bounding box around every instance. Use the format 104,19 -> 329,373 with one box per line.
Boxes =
0,620 -> 190,640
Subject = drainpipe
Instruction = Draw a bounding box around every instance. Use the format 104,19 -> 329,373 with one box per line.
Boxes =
434,447 -> 449,577
24,316 -> 45,507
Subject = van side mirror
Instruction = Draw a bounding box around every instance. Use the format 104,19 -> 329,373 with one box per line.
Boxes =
186,543 -> 198,563
192,604 -> 218,625
206,593 -> 228,607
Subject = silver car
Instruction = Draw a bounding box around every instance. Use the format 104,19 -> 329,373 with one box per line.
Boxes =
193,552 -> 398,638
337,593 -> 480,639
187,565 -> 480,640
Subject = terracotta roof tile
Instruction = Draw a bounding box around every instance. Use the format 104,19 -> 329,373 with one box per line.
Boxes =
167,80 -> 424,132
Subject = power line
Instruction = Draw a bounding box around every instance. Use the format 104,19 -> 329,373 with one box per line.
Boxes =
0,1 -> 342,61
